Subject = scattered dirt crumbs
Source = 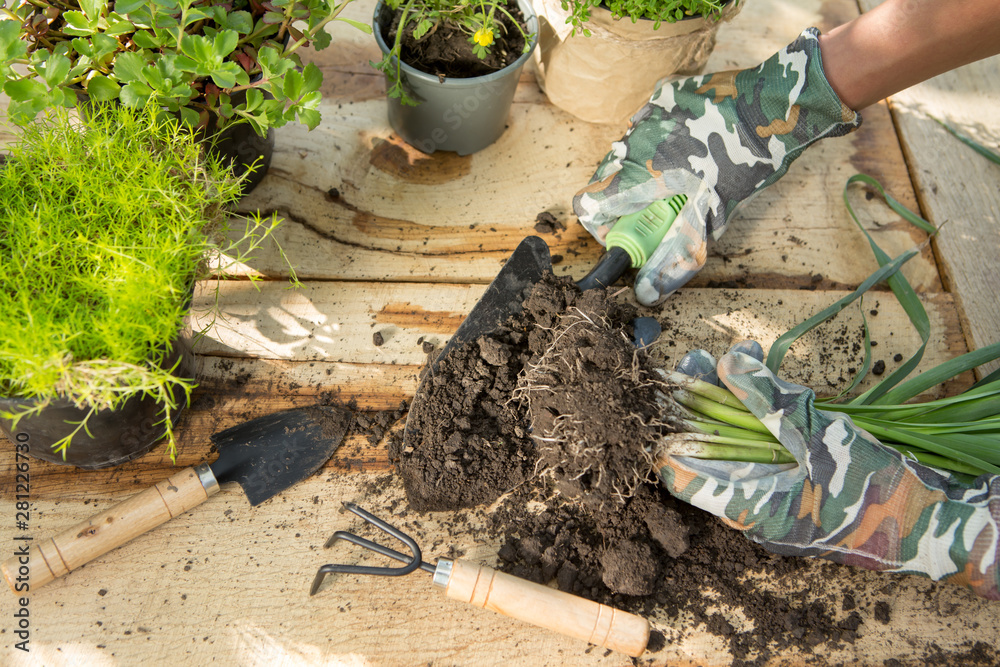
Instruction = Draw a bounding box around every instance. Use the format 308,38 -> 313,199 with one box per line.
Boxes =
389,272 -> 987,666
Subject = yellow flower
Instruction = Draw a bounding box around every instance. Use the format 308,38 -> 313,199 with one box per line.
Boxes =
473,27 -> 494,48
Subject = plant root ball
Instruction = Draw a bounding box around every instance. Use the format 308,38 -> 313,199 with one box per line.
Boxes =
517,304 -> 676,505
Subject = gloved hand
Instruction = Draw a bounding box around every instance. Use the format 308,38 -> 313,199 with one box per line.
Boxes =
573,28 -> 861,306
658,344 -> 1000,600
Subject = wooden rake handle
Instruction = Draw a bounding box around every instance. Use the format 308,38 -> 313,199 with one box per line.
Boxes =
2,466 -> 218,593
441,559 -> 649,658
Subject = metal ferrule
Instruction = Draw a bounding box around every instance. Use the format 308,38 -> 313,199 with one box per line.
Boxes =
194,463 -> 220,495
432,558 -> 454,588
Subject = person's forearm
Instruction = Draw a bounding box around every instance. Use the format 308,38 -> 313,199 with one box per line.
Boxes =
818,0 -> 1000,110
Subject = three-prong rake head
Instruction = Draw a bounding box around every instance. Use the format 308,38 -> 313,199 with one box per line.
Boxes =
309,502 -> 435,596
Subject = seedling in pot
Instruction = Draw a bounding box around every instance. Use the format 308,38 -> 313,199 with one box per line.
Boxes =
375,0 -> 535,106
0,103 -> 298,462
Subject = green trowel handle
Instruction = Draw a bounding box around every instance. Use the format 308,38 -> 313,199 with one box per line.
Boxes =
576,194 -> 689,291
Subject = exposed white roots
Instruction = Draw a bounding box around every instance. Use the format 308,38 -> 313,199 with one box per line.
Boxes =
516,308 -> 674,501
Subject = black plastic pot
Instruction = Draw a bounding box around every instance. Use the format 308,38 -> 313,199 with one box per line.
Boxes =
373,0 -> 539,155
73,86 -> 274,196
0,336 -> 196,470
203,89 -> 276,195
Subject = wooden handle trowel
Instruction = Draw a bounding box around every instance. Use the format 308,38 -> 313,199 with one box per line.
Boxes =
2,406 -> 351,593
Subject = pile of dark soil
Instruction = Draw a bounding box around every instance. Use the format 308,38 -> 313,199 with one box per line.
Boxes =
393,273 -> 874,665
381,0 -> 528,79
395,276 -> 642,511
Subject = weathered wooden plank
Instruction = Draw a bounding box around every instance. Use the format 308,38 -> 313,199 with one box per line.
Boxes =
189,279 -> 971,397
4,468 -> 999,666
6,281 -> 971,501
857,0 -> 1000,377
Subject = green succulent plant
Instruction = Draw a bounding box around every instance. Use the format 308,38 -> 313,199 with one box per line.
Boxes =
0,0 -> 370,135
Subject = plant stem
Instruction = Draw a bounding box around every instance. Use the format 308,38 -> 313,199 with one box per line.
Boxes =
673,389 -> 772,435
659,438 -> 796,464
660,369 -> 749,411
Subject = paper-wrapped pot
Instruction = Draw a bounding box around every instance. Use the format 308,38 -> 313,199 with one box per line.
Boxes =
533,0 -> 744,124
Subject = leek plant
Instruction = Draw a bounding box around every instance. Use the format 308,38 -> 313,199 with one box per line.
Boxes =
659,164 -> 1000,480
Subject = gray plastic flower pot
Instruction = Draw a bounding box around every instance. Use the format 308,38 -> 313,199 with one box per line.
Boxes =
373,0 -> 539,155
0,336 -> 195,470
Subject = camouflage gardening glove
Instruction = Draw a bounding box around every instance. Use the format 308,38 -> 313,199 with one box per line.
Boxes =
573,28 -> 861,306
659,344 -> 1000,600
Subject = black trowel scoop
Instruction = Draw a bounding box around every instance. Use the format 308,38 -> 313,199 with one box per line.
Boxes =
2,406 -> 351,592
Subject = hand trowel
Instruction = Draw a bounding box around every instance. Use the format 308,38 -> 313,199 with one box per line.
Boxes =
2,406 -> 351,592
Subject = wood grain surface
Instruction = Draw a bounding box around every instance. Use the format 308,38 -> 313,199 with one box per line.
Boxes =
2,0 -> 999,665
858,0 -> 1000,377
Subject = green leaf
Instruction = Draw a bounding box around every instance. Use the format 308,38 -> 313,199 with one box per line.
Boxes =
931,116 -> 1000,165
48,85 -> 77,108
877,341 -> 1000,406
4,77 -> 48,106
104,15 -> 136,36
88,33 -> 120,63
244,87 -> 263,111
841,174 -> 935,405
209,63 -> 242,89
142,63 -> 167,91
6,94 -> 52,125
180,34 -> 214,64
298,90 -> 321,110
113,52 -> 149,83
225,11 -> 254,34
311,29 -> 332,50
334,17 -> 373,34
71,37 -> 96,59
183,7 -> 213,26
80,0 -> 107,20
120,80 -> 153,106
132,30 -> 163,49
765,247 -> 920,374
297,107 -> 320,130
210,71 -> 236,88
86,74 -> 120,101
257,46 -> 294,79
213,30 -> 239,58
412,18 -> 433,39
115,0 -> 146,14
301,62 -> 322,93
40,53 -> 71,88
62,11 -> 97,36
0,19 -> 28,61
282,67 -> 303,100
179,106 -> 200,128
